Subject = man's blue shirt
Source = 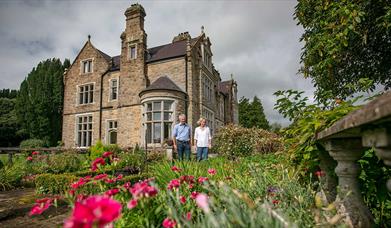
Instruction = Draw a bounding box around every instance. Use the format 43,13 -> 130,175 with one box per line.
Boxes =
172,123 -> 191,141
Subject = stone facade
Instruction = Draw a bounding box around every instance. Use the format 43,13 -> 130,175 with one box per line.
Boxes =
62,4 -> 238,149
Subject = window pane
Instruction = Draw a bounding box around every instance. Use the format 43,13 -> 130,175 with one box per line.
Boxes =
164,112 -> 172,121
109,122 -> 113,129
114,121 -> 117,128
89,116 -> 92,122
83,132 -> 87,146
147,103 -> 152,111
130,47 -> 136,59
109,131 -> 117,144
153,101 -> 161,111
164,122 -> 171,140
146,112 -> 152,121
153,123 -> 161,143
146,123 -> 152,144
164,101 -> 173,111
88,131 -> 92,146
153,112 -> 161,121
78,132 -> 82,146
89,90 -> 93,103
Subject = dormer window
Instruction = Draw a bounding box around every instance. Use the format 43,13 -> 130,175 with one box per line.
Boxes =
82,59 -> 93,74
129,45 -> 137,60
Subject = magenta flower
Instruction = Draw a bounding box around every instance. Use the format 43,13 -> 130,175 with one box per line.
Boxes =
93,174 -> 108,181
130,179 -> 158,199
32,151 -> 39,156
196,193 -> 210,213
29,198 -> 52,216
179,196 -> 186,204
105,188 -> 120,197
127,199 -> 138,209
190,191 -> 199,199
162,218 -> 177,228
171,166 -> 182,172
26,156 -> 33,161
64,195 -> 122,228
186,212 -> 192,221
167,179 -> 180,190
207,168 -> 216,175
197,176 -> 208,184
315,170 -> 326,177
91,157 -> 105,171
70,177 -> 89,190
102,151 -> 113,158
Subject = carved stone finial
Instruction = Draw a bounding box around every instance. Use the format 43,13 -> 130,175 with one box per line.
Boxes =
230,73 -> 234,80
201,25 -> 204,34
88,34 -> 91,42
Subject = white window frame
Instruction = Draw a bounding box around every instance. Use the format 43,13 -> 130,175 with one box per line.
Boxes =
109,78 -> 119,101
81,59 -> 93,74
142,99 -> 175,146
77,83 -> 95,105
75,114 -> 93,148
128,44 -> 137,60
202,106 -> 214,135
106,119 -> 118,144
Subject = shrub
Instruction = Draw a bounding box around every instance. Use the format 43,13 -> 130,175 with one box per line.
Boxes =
20,139 -> 48,149
35,173 -> 78,194
0,162 -> 24,191
213,124 -> 283,158
46,152 -> 87,174
89,140 -> 105,160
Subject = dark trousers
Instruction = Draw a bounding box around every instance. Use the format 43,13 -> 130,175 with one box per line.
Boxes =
177,141 -> 191,160
196,147 -> 208,161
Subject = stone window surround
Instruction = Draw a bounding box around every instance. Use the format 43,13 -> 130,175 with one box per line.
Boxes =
106,119 -> 118,144
128,43 -> 137,60
74,113 -> 93,148
80,58 -> 94,75
202,73 -> 213,102
108,77 -> 119,102
141,97 -> 176,147
75,82 -> 96,106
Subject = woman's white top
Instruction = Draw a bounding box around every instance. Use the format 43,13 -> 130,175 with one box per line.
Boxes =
194,126 -> 211,147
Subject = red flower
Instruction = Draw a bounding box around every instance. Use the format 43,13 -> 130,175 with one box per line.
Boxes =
105,178 -> 116,184
93,174 -> 108,181
64,195 -> 122,228
130,179 -> 158,199
32,151 -> 39,155
123,182 -> 131,189
68,189 -> 75,196
105,188 -> 120,197
115,174 -> 123,181
190,191 -> 199,199
29,198 -> 52,216
272,200 -> 280,205
207,168 -> 216,175
315,170 -> 326,177
26,156 -> 33,161
198,176 -> 208,184
171,166 -> 182,172
167,179 -> 180,190
70,177 -> 90,190
91,157 -> 105,171
179,196 -> 186,204
127,199 -> 138,209
76,194 -> 87,202
102,151 -> 113,158
162,218 -> 176,228
188,184 -> 194,189
186,212 -> 192,221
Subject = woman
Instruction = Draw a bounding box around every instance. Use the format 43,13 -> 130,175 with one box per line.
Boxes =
194,118 -> 211,161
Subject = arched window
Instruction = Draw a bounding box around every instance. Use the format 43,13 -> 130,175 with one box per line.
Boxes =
143,100 -> 174,145
107,120 -> 117,144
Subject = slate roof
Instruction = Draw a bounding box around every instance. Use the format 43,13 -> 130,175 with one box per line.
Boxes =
100,37 -> 199,71
139,76 -> 185,95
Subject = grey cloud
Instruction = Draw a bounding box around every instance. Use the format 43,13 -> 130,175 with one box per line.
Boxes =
0,0 -> 314,125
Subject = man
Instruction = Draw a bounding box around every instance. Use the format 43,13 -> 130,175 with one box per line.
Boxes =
172,114 -> 192,160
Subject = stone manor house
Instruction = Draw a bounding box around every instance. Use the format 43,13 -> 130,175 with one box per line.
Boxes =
62,4 -> 238,148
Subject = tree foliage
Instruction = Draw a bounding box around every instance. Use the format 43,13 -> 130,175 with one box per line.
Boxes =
15,58 -> 70,146
0,89 -> 18,99
239,96 -> 270,129
295,0 -> 391,101
0,97 -> 23,146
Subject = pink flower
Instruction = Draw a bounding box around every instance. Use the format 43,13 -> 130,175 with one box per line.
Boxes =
105,178 -> 116,184
208,168 -> 216,175
112,157 -> 120,163
70,177 -> 89,190
196,193 -> 210,213
102,151 -> 113,158
188,184 -> 194,189
186,212 -> 192,221
32,151 -> 39,155
130,179 -> 158,199
190,191 -> 199,199
179,175 -> 195,184
315,170 -> 326,177
167,179 -> 180,190
29,198 -> 52,216
105,188 -> 120,197
115,174 -> 123,181
272,200 -> 280,205
179,196 -> 186,204
171,166 -> 182,172
127,199 -> 138,209
26,156 -> 33,161
91,157 -> 105,171
76,194 -> 87,202
162,218 -> 176,228
68,189 -> 75,196
64,195 -> 122,228
93,174 -> 108,180
198,176 -> 208,184
123,182 -> 131,189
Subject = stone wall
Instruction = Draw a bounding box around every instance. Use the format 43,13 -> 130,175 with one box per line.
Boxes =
147,58 -> 186,92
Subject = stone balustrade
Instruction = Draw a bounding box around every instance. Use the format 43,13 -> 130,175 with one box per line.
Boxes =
317,91 -> 391,227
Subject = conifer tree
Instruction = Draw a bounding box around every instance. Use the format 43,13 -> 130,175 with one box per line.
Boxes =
239,96 -> 270,130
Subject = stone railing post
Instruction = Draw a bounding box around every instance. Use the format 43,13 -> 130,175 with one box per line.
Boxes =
166,146 -> 173,161
362,128 -> 391,191
324,138 -> 373,227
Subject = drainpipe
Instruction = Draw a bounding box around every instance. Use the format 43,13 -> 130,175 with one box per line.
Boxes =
185,55 -> 188,118
99,69 -> 110,141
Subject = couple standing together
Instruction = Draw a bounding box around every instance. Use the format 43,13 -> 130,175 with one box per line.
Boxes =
172,114 -> 211,161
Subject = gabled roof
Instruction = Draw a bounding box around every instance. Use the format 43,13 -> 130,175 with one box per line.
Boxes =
219,80 -> 233,95
139,76 -> 186,96
97,49 -> 112,62
146,38 -> 198,63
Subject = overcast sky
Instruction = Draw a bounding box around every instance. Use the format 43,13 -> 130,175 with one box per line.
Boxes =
0,0 -> 314,125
